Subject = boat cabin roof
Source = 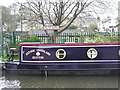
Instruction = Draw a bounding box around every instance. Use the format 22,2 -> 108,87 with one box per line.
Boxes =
20,42 -> 120,46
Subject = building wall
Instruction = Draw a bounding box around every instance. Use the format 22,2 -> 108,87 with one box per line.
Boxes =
0,7 -> 3,58
118,1 -> 120,32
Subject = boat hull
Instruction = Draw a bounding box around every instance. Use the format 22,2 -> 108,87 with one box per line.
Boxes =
3,42 -> 120,75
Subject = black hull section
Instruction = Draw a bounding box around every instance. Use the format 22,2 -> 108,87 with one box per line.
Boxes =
2,61 -> 120,75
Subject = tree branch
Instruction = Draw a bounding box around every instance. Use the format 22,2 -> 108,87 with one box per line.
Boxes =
60,3 -> 77,24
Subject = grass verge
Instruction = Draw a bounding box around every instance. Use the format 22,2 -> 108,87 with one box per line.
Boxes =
2,55 -> 19,61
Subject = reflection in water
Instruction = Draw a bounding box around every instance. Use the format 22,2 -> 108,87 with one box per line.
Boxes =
0,65 -> 21,89
0,77 -> 21,89
1,74 -> 118,88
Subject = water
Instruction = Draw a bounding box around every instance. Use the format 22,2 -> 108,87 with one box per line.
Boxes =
0,75 -> 119,89
0,64 -> 119,89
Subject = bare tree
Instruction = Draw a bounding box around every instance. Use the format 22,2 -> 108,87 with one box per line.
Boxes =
17,0 -> 114,42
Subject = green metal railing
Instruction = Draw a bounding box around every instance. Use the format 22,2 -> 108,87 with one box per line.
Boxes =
3,31 -> 120,48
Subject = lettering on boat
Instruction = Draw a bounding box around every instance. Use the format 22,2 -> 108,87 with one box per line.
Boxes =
32,56 -> 44,60
24,49 -> 51,60
36,49 -> 51,56
26,49 -> 35,56
25,49 -> 51,56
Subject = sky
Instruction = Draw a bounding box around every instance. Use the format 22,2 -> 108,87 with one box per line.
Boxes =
0,0 -> 119,7
0,0 -> 119,19
0,0 -> 24,6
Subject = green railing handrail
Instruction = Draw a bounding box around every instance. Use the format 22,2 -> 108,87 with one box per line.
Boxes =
4,31 -> 120,47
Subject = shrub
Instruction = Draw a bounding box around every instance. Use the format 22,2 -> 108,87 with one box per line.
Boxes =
21,36 -> 41,42
107,33 -> 119,42
68,24 -> 78,29
84,36 -> 108,43
84,32 -> 117,43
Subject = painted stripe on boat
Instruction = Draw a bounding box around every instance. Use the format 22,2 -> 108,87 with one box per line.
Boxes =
21,60 -> 120,63
21,44 -> 120,48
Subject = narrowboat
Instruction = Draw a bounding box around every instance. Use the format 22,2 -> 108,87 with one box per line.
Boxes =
2,42 -> 120,75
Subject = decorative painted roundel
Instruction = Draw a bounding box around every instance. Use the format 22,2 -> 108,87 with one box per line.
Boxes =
87,48 -> 98,59
56,49 -> 66,59
36,52 -> 41,56
119,49 -> 120,56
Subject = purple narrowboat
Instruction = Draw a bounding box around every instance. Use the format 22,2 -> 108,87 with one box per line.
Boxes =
2,42 -> 120,75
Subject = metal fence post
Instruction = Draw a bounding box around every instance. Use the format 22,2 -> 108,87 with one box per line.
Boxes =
13,31 -> 16,47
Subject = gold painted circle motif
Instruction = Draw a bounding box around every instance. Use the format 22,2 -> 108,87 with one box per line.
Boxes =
87,48 -> 98,59
119,49 -> 120,56
56,49 -> 66,59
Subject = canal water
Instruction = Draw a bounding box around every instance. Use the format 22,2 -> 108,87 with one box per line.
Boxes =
0,64 -> 119,89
